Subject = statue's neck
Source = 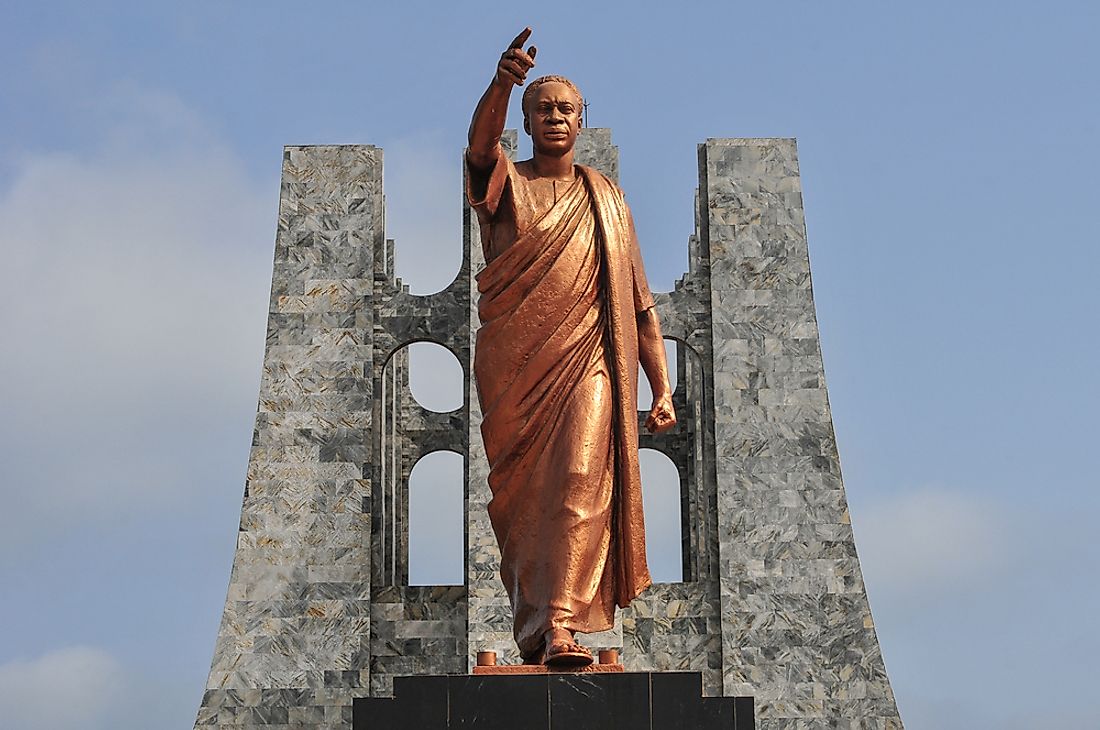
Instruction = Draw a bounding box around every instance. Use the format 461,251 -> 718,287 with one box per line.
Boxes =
532,150 -> 576,180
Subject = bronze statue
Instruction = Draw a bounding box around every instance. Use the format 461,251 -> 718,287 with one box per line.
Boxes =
468,27 -> 676,667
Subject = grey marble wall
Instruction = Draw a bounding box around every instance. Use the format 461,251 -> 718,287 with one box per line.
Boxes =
702,139 -> 900,728
196,143 -> 472,729
196,145 -> 381,729
195,132 -> 903,729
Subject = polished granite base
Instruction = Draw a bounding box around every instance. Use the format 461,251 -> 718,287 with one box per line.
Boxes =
352,671 -> 754,729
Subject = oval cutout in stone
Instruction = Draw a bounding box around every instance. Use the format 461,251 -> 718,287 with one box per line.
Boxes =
408,342 -> 463,413
639,448 -> 683,583
408,450 -> 464,586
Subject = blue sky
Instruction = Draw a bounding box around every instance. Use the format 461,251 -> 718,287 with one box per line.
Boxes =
1,2 -> 1097,728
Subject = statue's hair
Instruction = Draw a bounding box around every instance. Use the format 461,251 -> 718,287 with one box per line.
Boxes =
521,75 -> 584,118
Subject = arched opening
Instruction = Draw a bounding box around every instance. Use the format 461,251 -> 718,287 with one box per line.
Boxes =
637,338 -> 678,409
407,341 -> 463,412
639,448 -> 683,583
386,141 -> 463,295
408,450 -> 464,586
375,342 -> 466,587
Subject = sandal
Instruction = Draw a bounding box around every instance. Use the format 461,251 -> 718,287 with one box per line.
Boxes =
543,638 -> 593,667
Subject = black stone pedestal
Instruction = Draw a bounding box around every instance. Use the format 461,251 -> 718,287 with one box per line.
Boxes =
353,672 -> 754,729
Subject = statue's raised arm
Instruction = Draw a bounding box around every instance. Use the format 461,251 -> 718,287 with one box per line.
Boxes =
467,27 -> 537,170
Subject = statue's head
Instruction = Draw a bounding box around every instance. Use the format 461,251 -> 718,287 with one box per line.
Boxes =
522,75 -> 583,157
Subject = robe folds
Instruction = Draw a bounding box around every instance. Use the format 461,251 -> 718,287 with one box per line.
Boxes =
469,148 -> 654,658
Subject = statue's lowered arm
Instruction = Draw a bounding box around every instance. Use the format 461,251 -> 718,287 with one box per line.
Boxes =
639,308 -> 677,434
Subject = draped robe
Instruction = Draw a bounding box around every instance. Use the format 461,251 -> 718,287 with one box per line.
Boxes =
469,148 -> 654,658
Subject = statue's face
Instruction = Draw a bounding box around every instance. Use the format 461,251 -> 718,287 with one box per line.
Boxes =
524,81 -> 581,157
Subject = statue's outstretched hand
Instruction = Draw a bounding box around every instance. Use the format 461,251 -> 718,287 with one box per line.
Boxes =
496,27 -> 537,87
645,392 -> 677,434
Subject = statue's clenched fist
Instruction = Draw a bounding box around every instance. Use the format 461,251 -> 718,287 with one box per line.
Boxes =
496,27 -> 537,87
645,392 -> 677,435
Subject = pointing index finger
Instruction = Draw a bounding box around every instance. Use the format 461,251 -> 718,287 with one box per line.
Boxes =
509,27 -> 532,50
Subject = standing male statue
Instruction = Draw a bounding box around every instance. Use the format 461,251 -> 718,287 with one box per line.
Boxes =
468,28 -> 677,667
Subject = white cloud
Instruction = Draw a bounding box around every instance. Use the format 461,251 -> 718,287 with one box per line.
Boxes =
853,486 -> 1006,598
0,647 -> 126,730
0,84 -> 272,547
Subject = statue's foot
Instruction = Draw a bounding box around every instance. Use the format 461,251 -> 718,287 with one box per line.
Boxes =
542,630 -> 593,667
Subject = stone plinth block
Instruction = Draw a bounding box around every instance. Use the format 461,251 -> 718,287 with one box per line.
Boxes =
353,672 -> 754,729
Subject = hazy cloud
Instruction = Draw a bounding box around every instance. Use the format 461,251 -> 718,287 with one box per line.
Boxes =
0,83 -> 273,547
854,487 -> 1006,599
0,647 -> 126,730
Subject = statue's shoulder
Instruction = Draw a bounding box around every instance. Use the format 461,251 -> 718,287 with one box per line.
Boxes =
576,164 -> 627,203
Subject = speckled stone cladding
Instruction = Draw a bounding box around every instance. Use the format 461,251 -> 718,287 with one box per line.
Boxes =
195,132 -> 902,729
